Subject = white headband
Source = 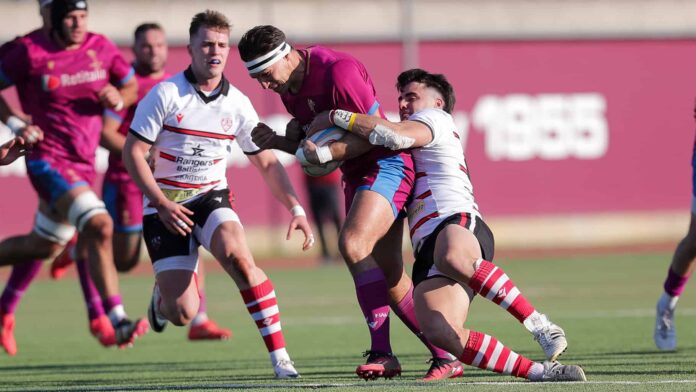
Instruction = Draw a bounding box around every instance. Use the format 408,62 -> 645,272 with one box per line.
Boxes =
244,42 -> 291,74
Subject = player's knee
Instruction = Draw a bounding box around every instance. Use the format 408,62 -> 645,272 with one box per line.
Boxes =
338,231 -> 372,263
163,298 -> 197,327
223,255 -> 256,285
440,250 -> 477,279
82,214 -> 113,243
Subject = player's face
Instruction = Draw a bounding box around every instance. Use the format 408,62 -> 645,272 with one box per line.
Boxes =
188,27 -> 230,81
134,29 -> 168,74
398,82 -> 444,121
251,58 -> 293,94
60,10 -> 88,45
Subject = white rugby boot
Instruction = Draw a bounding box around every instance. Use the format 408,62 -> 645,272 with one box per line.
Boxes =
524,312 -> 568,361
274,359 -> 300,379
536,361 -> 587,382
654,293 -> 677,351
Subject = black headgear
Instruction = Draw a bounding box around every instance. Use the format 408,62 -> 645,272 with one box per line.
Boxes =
51,0 -> 88,40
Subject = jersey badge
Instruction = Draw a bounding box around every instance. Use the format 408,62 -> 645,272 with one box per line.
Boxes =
221,117 -> 233,132
86,49 -> 102,71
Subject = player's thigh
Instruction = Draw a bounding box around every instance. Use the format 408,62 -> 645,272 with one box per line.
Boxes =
341,189 -> 396,246
372,216 -> 406,273
414,277 -> 472,347
433,224 -> 483,282
205,219 -> 259,281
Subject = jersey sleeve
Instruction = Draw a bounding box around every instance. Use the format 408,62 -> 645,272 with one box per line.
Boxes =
0,40 -> 28,88
329,59 -> 382,117
408,108 -> 454,147
102,36 -> 134,87
234,95 -> 262,155
129,82 -> 170,144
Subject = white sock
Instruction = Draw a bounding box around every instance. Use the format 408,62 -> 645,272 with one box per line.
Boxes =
659,292 -> 679,311
522,311 -> 546,333
191,312 -> 208,327
108,305 -> 127,325
527,362 -> 545,381
270,348 -> 290,365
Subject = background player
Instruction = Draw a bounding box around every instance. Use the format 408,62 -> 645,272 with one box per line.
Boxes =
653,103 -> 696,351
97,22 -> 230,340
123,10 -> 312,378
0,0 -> 148,353
238,25 -> 460,381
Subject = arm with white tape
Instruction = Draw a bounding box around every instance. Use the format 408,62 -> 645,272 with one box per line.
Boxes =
330,109 -> 433,150
248,150 -> 315,251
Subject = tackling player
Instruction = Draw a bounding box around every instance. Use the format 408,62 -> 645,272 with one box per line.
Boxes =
238,25 -> 461,380
303,68 -> 587,382
123,10 -> 312,379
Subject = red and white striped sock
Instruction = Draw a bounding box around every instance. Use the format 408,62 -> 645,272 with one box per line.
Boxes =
459,330 -> 540,379
468,259 -> 536,322
240,279 -> 289,363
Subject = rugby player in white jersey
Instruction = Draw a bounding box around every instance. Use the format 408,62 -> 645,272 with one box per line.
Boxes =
303,69 -> 587,382
123,10 -> 313,379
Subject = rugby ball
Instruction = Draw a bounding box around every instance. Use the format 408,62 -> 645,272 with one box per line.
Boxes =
302,126 -> 344,177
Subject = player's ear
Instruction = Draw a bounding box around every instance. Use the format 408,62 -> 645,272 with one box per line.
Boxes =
435,97 -> 444,109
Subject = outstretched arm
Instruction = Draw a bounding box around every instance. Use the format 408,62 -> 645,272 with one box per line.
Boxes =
248,149 -> 314,251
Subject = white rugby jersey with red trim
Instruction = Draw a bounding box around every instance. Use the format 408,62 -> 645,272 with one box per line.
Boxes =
407,108 -> 480,252
129,67 -> 260,214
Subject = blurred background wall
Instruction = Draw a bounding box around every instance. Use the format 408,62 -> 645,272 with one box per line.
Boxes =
0,0 -> 694,257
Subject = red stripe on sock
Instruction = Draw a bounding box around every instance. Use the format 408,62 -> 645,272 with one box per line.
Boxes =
262,331 -> 286,351
240,280 -> 273,304
494,347 -> 511,372
491,279 -> 516,305
246,297 -> 278,314
254,313 -> 280,329
515,356 -> 534,379
509,296 -> 536,322
478,267 -> 505,298
461,330 -> 484,364
468,260 -> 495,292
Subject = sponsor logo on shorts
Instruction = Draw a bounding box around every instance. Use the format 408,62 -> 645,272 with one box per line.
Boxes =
151,236 -> 161,251
161,188 -> 203,203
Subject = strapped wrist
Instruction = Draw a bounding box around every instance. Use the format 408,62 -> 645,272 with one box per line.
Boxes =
6,116 -> 27,135
332,110 -> 356,131
290,205 -> 306,217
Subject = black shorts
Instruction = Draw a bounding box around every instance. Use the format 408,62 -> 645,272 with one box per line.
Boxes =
412,212 -> 495,287
143,188 -> 237,273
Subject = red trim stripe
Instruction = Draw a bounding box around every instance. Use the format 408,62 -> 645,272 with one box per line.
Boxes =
159,151 -> 176,162
213,158 -> 223,164
410,211 -> 439,236
453,131 -> 461,140
415,172 -> 427,179
163,124 -> 235,140
156,178 -> 220,189
459,164 -> 469,175
415,190 -> 432,200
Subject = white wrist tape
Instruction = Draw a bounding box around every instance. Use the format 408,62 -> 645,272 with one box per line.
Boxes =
315,145 -> 333,164
368,123 -> 415,150
114,99 -> 124,112
290,205 -> 306,217
5,116 -> 27,135
332,110 -> 356,130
